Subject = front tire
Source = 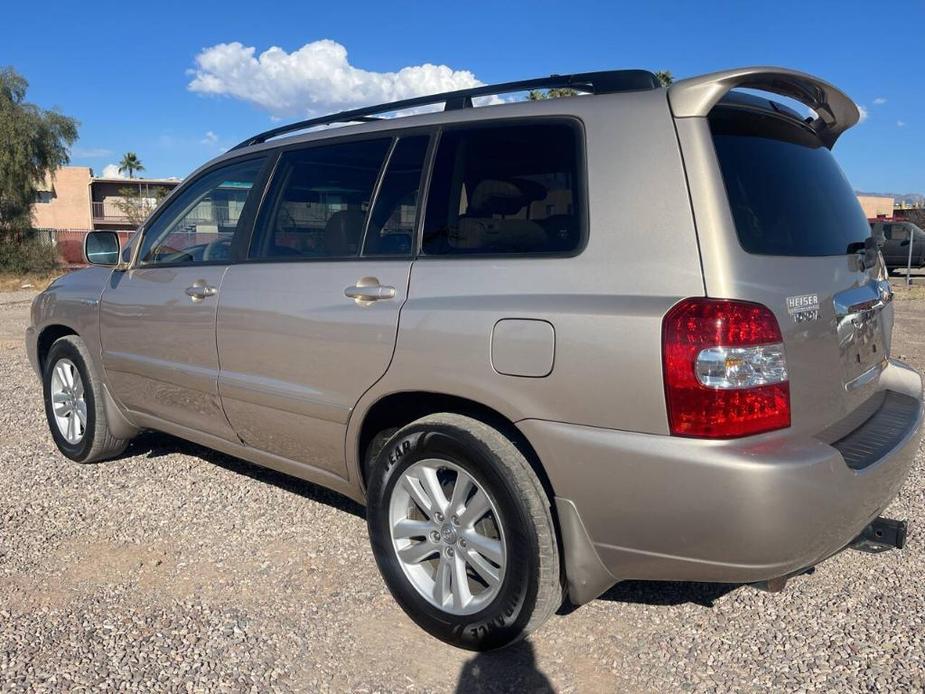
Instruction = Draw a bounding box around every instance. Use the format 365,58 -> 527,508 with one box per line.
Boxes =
43,335 -> 130,463
366,413 -> 562,650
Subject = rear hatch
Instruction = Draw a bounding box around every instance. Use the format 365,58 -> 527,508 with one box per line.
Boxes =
705,98 -> 892,438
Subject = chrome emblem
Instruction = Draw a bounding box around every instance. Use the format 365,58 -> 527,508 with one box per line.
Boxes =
786,294 -> 820,323
439,524 -> 458,545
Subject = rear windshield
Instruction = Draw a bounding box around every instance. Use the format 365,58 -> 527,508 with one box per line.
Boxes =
710,108 -> 869,256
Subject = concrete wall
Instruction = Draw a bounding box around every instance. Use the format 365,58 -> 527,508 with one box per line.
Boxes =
858,195 -> 894,219
32,167 -> 92,229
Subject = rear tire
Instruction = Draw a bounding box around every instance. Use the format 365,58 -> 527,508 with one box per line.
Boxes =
43,335 -> 130,463
366,413 -> 562,650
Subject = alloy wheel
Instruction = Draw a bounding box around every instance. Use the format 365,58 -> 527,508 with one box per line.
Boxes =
50,358 -> 87,445
388,458 -> 507,615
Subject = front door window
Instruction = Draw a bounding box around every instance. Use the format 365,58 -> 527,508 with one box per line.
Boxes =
137,157 -> 266,266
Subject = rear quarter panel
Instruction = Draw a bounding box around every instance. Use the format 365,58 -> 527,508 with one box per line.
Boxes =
350,90 -> 705,476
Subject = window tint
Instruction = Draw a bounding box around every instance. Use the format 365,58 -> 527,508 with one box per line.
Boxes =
138,157 -> 265,266
363,136 -> 429,256
883,224 -> 894,240
422,123 -> 581,255
711,109 -> 869,257
250,139 -> 390,259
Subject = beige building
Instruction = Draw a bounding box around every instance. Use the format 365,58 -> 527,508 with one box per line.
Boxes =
857,194 -> 894,219
33,166 -> 180,232
33,167 -> 95,230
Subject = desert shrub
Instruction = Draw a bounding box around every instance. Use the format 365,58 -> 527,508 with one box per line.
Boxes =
0,232 -> 60,274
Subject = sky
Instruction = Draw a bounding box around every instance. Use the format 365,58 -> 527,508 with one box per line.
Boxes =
5,0 -> 924,193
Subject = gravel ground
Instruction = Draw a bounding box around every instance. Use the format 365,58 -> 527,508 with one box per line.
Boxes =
1,284 -> 924,693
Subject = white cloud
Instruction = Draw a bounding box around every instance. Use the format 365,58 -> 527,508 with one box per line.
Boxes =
101,164 -> 127,179
897,120 -> 906,127
856,104 -> 869,123
873,97 -> 887,105
187,40 -> 493,117
200,130 -> 219,145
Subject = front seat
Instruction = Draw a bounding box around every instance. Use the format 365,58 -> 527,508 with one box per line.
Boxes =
323,208 -> 366,256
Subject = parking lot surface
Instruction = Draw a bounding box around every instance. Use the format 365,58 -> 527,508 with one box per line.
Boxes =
1,284 -> 924,692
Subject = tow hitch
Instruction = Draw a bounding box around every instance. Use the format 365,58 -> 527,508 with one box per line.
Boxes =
850,517 -> 908,554
754,517 -> 908,593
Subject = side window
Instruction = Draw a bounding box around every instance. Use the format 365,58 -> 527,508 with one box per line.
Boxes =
363,136 -> 429,256
422,123 -> 582,255
883,224 -> 893,240
250,139 -> 390,259
138,158 -> 265,266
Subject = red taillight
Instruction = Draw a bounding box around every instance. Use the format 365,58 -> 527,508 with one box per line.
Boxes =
662,298 -> 790,438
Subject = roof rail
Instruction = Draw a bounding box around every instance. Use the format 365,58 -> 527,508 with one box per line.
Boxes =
231,69 -> 659,150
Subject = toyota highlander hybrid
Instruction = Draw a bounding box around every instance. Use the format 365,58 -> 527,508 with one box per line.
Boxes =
27,67 -> 923,650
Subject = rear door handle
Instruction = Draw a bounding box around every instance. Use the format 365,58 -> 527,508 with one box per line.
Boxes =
185,282 -> 218,302
345,277 -> 396,304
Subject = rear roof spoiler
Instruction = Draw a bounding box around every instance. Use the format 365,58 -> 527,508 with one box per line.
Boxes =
667,66 -> 860,148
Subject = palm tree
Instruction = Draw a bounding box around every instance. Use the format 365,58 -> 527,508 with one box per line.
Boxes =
527,87 -> 579,101
118,152 -> 145,179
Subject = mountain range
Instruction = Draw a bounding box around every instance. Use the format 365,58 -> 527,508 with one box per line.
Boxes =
857,191 -> 925,205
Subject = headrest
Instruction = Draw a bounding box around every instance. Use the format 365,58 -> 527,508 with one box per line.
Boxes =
469,179 -> 545,216
324,208 -> 366,255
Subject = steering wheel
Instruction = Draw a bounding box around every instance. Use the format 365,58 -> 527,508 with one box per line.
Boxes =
150,245 -> 186,263
202,237 -> 233,262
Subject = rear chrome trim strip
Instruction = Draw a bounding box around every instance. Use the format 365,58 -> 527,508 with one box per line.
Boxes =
845,360 -> 887,392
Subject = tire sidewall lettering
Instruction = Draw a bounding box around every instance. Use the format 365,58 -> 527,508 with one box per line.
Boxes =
368,420 -> 541,650
43,341 -> 94,460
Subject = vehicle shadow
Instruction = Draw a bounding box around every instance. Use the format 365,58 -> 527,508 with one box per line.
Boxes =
555,580 -> 739,616
455,640 -> 553,693
596,580 -> 739,608
121,431 -> 366,519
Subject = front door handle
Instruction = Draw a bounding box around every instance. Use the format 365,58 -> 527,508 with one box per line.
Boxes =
185,281 -> 218,302
345,277 -> 396,304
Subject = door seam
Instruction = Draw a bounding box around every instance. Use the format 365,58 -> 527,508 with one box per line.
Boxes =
213,264 -> 247,445
343,258 -> 415,484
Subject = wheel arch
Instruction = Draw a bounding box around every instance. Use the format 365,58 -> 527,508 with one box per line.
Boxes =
355,391 -> 556,505
352,389 -> 619,606
36,324 -> 78,373
38,325 -> 140,441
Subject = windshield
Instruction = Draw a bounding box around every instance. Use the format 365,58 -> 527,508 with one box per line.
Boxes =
711,108 -> 870,257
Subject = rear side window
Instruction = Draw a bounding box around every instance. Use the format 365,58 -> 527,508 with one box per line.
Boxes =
250,139 -> 390,259
711,109 -> 869,256
423,122 -> 582,255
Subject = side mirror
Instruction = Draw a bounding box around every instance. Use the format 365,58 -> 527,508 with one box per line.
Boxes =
84,231 -> 121,266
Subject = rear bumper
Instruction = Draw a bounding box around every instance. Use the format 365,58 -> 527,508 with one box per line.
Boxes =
519,359 -> 923,602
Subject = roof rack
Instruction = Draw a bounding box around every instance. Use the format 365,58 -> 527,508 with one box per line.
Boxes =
231,69 -> 659,150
